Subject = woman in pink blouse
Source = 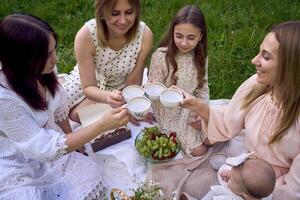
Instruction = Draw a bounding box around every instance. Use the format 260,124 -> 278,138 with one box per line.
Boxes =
147,21 -> 300,200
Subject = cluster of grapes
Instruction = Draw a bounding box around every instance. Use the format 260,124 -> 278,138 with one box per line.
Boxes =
136,126 -> 179,161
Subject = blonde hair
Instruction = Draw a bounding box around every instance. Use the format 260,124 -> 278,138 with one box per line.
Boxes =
242,21 -> 300,144
94,0 -> 141,47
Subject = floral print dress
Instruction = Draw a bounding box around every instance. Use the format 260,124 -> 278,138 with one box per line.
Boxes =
148,47 -> 209,155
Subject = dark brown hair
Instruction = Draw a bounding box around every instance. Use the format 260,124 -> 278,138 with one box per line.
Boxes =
94,0 -> 141,47
159,5 -> 208,91
0,13 -> 59,110
242,21 -> 300,144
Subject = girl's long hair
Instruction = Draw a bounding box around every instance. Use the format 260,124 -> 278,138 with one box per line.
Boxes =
159,5 -> 208,91
0,13 -> 59,110
242,21 -> 300,144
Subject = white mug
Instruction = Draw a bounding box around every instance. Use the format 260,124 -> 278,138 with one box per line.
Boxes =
127,96 -> 151,119
160,88 -> 183,108
143,82 -> 166,101
122,85 -> 145,102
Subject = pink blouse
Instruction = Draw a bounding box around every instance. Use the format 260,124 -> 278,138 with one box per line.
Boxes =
205,75 -> 300,200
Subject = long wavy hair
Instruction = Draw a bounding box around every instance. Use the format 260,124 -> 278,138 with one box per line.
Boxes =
0,13 -> 59,110
94,0 -> 141,47
242,21 -> 300,144
159,5 -> 208,91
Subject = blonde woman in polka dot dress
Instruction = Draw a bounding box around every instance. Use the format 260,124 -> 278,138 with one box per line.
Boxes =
61,0 -> 153,122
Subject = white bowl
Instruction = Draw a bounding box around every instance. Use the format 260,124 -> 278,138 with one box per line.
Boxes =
122,85 -> 145,102
127,96 -> 151,119
144,82 -> 166,101
160,89 -> 183,108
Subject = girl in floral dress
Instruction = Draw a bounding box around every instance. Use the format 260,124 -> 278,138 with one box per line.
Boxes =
148,5 -> 209,156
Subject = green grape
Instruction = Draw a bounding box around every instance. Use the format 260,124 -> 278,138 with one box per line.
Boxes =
137,126 -> 180,160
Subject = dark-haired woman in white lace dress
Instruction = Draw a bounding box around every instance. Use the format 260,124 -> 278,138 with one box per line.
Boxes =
0,13 -> 129,200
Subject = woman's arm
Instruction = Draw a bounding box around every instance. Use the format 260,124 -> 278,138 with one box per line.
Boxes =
180,90 -> 210,124
126,25 -> 153,85
0,98 -> 129,162
64,107 -> 129,152
272,153 -> 300,200
75,25 -> 122,106
179,75 -> 258,144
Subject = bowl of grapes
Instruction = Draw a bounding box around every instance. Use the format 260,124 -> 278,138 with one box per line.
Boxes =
135,126 -> 181,163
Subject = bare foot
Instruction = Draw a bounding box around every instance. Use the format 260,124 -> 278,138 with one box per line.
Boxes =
191,144 -> 208,157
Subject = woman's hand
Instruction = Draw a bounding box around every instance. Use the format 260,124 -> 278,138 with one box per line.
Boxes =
170,85 -> 210,123
101,106 -> 129,130
169,86 -> 201,112
105,90 -> 124,107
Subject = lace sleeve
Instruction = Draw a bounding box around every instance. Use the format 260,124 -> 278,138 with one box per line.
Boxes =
0,97 -> 67,162
54,85 -> 69,122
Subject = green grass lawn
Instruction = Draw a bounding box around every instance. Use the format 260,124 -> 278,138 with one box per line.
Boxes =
1,0 -> 299,99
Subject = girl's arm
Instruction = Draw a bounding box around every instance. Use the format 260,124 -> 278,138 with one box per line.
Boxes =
126,25 -> 153,85
196,58 -> 209,103
148,48 -> 168,83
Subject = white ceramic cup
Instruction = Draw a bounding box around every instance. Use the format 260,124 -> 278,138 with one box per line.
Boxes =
122,85 -> 145,102
143,82 -> 166,101
160,88 -> 183,108
127,96 -> 151,119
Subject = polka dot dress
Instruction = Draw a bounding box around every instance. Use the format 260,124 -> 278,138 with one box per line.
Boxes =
62,19 -> 145,109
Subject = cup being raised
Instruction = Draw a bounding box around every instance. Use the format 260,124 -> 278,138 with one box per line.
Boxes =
122,85 -> 145,102
143,82 -> 166,101
127,96 -> 151,119
160,88 -> 183,108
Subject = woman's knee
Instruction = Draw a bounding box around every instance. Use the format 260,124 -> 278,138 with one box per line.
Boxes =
69,109 -> 80,123
69,98 -> 94,123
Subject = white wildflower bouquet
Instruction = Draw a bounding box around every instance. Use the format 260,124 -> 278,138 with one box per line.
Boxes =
110,181 -> 175,200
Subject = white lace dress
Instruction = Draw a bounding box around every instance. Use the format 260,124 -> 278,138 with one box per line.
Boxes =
0,72 -> 107,200
62,19 -> 145,108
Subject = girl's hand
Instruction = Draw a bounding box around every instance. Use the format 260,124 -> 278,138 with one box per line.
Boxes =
129,112 -> 157,126
101,107 -> 129,130
106,90 -> 124,107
